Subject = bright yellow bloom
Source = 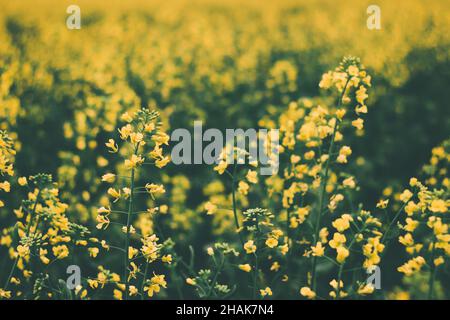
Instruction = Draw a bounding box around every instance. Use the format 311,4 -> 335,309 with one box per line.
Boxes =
238,264 -> 252,272
18,177 -> 27,186
105,139 -> 119,153
145,183 -> 165,195
162,255 -> 172,264
88,247 -> 99,258
101,173 -> 115,183
124,154 -> 144,169
265,237 -> 278,248
244,240 -> 257,254
336,246 -> 349,263
260,287 -> 272,297
204,201 -> 217,215
399,189 -> 413,203
238,181 -> 250,195
351,118 -> 364,130
311,242 -> 324,257
246,170 -> 258,184
300,287 -> 316,299
429,199 -> 447,213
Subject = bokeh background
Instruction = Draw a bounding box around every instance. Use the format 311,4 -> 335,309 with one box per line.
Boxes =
0,0 -> 449,298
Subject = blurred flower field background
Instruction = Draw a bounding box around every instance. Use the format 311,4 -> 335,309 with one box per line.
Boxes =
0,0 -> 449,300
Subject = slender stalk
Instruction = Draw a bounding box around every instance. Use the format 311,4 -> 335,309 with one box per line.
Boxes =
381,199 -> 411,244
311,78 -> 350,292
428,242 -> 436,300
140,261 -> 149,300
124,144 -> 139,300
252,253 -> 259,299
206,254 -> 225,298
252,211 -> 260,300
231,163 -> 244,246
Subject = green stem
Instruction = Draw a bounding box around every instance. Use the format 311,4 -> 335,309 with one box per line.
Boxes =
206,254 -> 225,298
311,78 -> 350,292
231,164 -> 244,246
124,144 -> 139,300
140,261 -> 149,300
428,243 -> 436,300
253,253 -> 259,299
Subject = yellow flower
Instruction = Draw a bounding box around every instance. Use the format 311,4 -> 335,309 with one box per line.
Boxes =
405,201 -> 419,216
376,199 -> 389,209
265,237 -> 278,248
113,289 -> 123,300
155,156 -> 170,168
351,118 -> 364,130
358,284 -> 374,295
244,240 -> 257,254
128,247 -> 139,259
124,154 -> 144,170
402,218 -> 418,233
356,86 -> 368,104
144,122 -> 155,132
319,227 -> 329,243
434,256 -> 444,266
260,287 -> 272,297
118,124 -> 133,140
152,132 -> 170,146
0,181 -> 10,192
107,188 -> 121,202
300,287 -> 316,299
332,215 -> 352,232
17,244 -> 30,258
121,112 -> 133,123
337,146 -> 352,164
238,264 -> 252,272
18,177 -> 27,186
246,170 -> 258,184
409,177 -> 418,187
52,245 -> 69,259
329,233 -> 347,249
105,139 -> 119,153
101,173 -> 115,183
213,161 -> 228,175
355,105 -> 368,114
88,279 -> 98,289
336,109 -> 346,120
336,246 -> 349,263
270,261 -> 280,271
145,183 -> 165,195
39,248 -> 50,264
238,181 -> 250,195
429,199 -> 447,213
88,247 -> 99,258
186,278 -> 196,286
397,256 -> 425,276
290,155 -> 301,164
329,279 -> 344,290
343,177 -> 356,188
311,242 -> 324,257
129,286 -> 138,297
162,255 -> 172,264
144,274 -> 167,297
130,132 -> 144,144
399,189 -> 413,203
204,201 -> 217,215
0,288 -> 12,299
